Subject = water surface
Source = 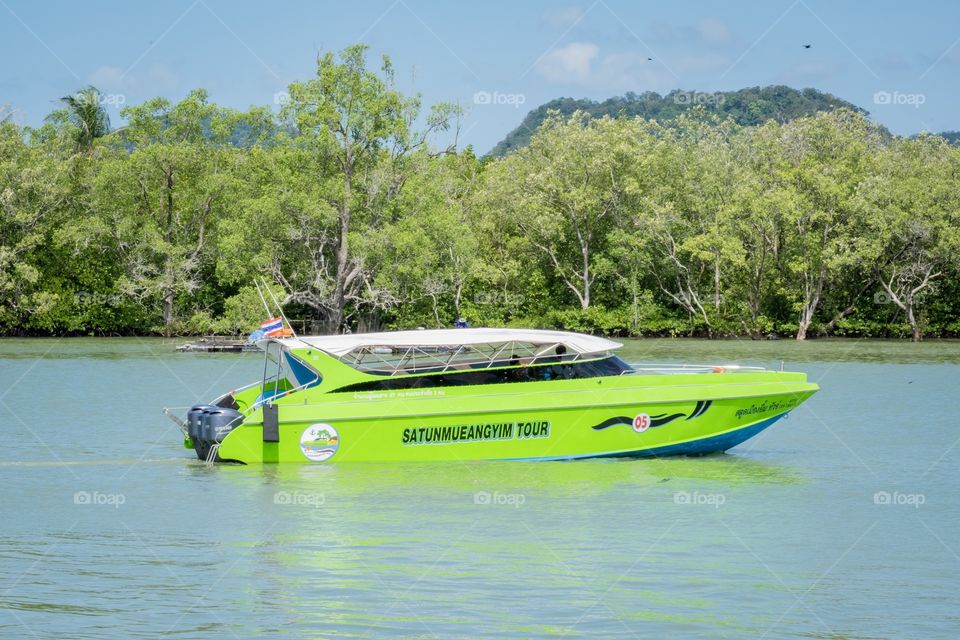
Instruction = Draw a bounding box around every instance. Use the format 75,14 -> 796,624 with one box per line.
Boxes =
1,337 -> 958,638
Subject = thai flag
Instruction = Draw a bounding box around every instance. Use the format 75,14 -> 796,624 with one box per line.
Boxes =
260,317 -> 284,337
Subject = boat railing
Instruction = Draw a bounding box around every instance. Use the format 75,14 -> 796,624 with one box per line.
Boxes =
161,375 -> 319,428
162,377 -> 267,430
212,379 -> 264,404
244,375 -> 324,416
623,363 -> 767,375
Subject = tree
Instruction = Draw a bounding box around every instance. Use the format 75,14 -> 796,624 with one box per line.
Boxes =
483,112 -> 630,310
0,121 -> 72,331
724,127 -> 782,336
271,44 -> 459,331
371,151 -> 481,326
64,90 -> 252,333
52,86 -> 111,153
8,58 -> 960,341
762,110 -> 880,339
638,113 -> 746,334
858,136 -> 960,341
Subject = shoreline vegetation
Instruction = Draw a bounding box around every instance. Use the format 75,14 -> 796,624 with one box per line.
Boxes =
2,45 -> 958,342
3,335 -> 960,345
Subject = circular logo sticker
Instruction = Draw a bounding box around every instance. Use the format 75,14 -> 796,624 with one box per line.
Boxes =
300,423 -> 339,462
632,414 -> 650,433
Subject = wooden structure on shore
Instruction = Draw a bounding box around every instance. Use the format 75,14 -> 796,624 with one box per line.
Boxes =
176,336 -> 258,353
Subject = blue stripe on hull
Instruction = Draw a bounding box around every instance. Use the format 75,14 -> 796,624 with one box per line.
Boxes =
505,414 -> 786,462
599,414 -> 784,459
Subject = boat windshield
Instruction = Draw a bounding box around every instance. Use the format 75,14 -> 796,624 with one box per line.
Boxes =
256,341 -> 322,405
336,355 -> 633,393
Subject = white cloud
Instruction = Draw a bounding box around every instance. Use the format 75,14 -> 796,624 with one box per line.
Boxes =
544,6 -> 586,29
674,53 -> 729,74
695,18 -> 733,45
649,17 -> 736,48
87,63 -> 178,93
781,62 -> 838,83
89,65 -> 125,89
144,64 -> 178,91
536,42 -> 599,83
873,53 -> 912,73
598,53 -> 674,91
535,44 -> 684,91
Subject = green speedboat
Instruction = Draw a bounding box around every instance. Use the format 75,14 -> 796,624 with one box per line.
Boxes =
173,328 -> 818,463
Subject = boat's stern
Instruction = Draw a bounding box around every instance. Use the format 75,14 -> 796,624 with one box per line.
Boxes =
179,337 -> 331,462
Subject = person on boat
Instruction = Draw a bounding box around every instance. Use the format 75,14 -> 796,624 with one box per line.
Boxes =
539,345 -> 570,380
541,344 -> 567,363
507,354 -> 530,381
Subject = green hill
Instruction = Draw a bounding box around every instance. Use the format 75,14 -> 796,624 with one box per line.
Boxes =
934,131 -> 960,145
489,85 -> 866,156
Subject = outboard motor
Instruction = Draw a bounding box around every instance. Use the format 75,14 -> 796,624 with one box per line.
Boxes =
187,404 -> 217,443
190,405 -> 244,461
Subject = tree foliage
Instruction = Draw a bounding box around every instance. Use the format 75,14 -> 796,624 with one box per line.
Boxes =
490,85 -> 869,157
1,49 -> 959,341
48,86 -> 112,153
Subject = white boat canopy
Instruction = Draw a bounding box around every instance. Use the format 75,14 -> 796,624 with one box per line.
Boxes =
274,328 -> 622,358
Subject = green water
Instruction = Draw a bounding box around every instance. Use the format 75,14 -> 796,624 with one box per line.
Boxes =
1,337 -> 958,638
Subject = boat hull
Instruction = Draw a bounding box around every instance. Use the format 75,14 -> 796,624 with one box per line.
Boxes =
213,373 -> 817,463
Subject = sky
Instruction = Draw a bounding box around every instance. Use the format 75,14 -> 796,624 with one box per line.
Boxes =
1,0 -> 959,154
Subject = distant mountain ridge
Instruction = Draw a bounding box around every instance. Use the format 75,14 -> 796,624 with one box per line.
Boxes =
934,131 -> 960,145
489,85 -> 867,157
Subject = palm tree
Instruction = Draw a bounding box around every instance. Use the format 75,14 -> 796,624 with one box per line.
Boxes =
59,86 -> 111,152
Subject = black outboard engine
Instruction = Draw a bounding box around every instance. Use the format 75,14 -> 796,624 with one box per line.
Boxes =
187,403 -> 244,461
187,405 -> 216,442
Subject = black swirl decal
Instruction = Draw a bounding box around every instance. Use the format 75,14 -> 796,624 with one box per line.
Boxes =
590,401 -> 712,432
